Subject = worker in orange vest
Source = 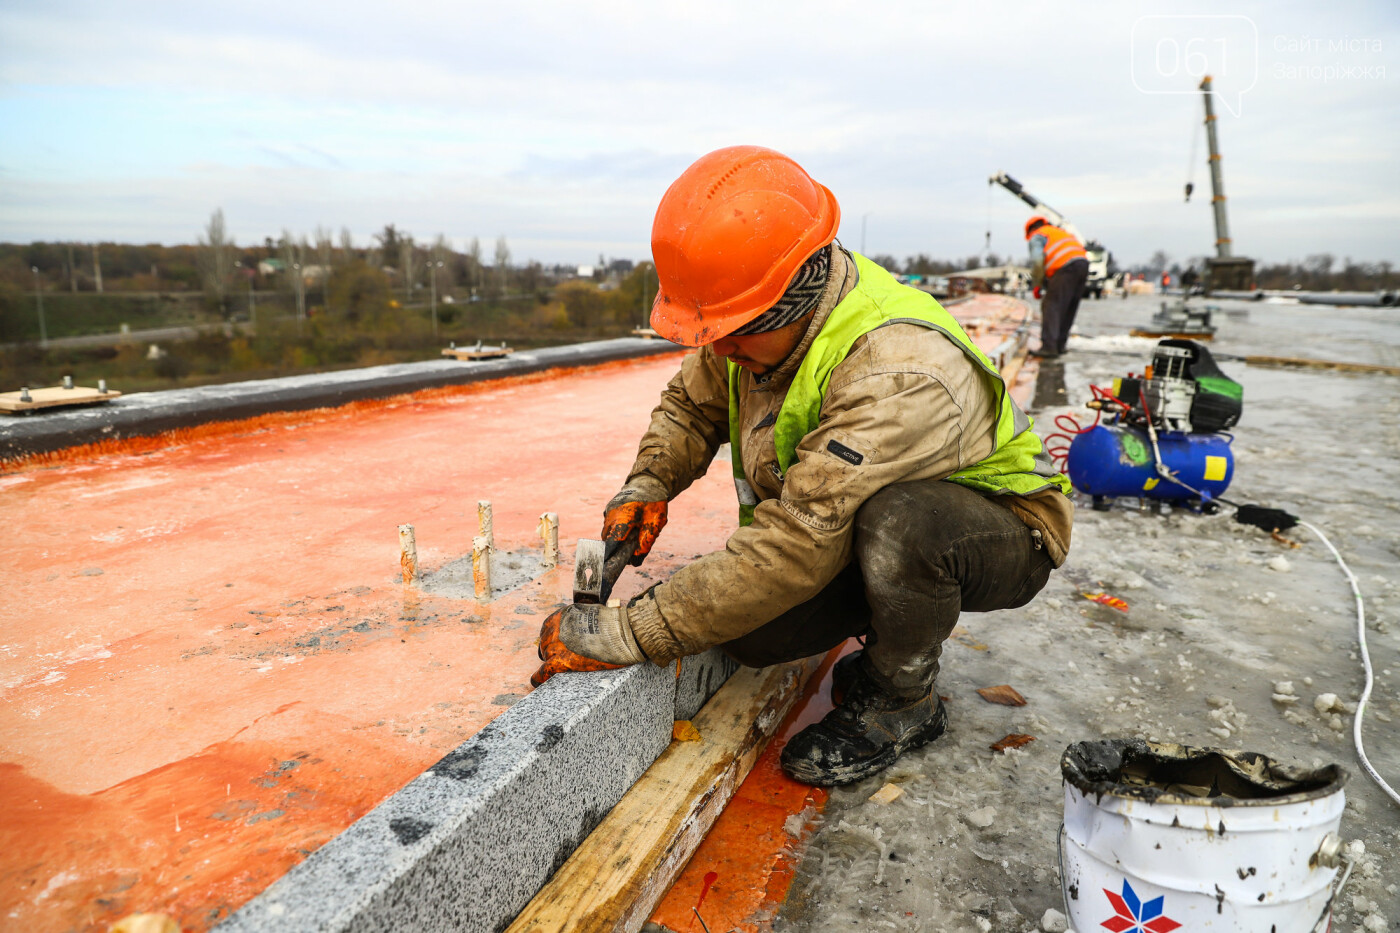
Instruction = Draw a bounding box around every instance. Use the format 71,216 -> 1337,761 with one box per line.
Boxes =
535,146 -> 1073,786
1025,216 -> 1089,358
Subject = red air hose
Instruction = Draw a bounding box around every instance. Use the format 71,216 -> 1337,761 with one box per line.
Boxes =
1043,385 -> 1129,471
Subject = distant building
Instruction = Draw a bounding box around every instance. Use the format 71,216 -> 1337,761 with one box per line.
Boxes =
258,259 -> 286,276
953,264 -> 1031,294
576,265 -> 595,278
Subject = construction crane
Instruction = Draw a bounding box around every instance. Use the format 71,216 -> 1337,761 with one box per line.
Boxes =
988,171 -> 1111,299
1194,76 -> 1255,292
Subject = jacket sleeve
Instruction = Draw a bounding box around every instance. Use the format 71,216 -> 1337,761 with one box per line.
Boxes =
624,347 -> 731,498
633,351 -> 996,663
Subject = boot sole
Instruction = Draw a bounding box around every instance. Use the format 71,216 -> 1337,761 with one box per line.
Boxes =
781,705 -> 948,787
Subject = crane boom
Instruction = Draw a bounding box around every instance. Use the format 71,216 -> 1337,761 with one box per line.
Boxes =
1199,76 -> 1232,259
988,171 -> 1072,234
1196,75 -> 1254,291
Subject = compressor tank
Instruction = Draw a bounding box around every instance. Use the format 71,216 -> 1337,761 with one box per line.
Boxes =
1067,424 -> 1233,503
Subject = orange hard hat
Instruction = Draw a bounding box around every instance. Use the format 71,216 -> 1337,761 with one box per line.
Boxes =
1025,215 -> 1049,239
649,145 -> 840,347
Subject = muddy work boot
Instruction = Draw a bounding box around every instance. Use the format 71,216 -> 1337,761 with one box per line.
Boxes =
782,664 -> 947,786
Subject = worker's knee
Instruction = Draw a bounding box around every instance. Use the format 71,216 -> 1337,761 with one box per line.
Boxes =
856,486 -> 932,587
855,481 -> 974,581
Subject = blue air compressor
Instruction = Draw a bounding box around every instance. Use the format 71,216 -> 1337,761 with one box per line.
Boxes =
1065,340 -> 1243,511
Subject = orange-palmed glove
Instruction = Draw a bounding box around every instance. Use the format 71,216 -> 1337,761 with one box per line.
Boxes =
531,607 -> 627,688
602,477 -> 669,567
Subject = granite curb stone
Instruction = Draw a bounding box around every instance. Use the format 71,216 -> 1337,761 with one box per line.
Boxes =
217,649 -> 738,933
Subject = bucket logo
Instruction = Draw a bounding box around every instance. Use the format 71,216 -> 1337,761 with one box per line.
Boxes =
1101,880 -> 1182,933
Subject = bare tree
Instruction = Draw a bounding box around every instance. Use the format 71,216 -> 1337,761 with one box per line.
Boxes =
339,227 -> 355,264
494,235 -> 511,292
92,242 -> 103,293
198,209 -> 236,313
399,234 -> 417,302
1305,253 -> 1335,288
315,226 -> 334,273
66,243 -> 77,291
280,230 -> 308,329
468,236 -> 483,294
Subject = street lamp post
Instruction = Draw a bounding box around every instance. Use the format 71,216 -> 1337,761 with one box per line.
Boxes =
429,260 -> 444,339
30,266 -> 47,347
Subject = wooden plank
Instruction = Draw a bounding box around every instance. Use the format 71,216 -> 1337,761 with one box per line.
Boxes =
1129,328 -> 1215,340
0,385 -> 121,413
440,346 -> 514,361
505,655 -> 822,933
1244,354 -> 1400,377
998,342 -> 1030,390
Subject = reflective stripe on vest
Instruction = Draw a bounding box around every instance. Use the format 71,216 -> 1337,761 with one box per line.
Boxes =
1040,224 -> 1087,276
728,253 -> 1069,526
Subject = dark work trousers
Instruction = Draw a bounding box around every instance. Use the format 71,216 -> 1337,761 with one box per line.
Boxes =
1041,258 -> 1090,355
719,480 -> 1054,698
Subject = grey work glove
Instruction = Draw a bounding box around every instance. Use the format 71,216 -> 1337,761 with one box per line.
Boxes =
558,601 -> 648,666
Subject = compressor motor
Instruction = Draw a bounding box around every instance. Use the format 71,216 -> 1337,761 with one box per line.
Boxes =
1066,339 -> 1243,511
1109,339 -> 1242,434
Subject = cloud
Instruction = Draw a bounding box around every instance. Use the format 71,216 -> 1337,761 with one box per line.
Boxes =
0,0 -> 1396,264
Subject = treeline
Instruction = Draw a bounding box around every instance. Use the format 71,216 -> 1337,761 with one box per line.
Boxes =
1251,256 -> 1394,292
0,215 -> 638,312
0,210 -> 667,391
1127,250 -> 1395,291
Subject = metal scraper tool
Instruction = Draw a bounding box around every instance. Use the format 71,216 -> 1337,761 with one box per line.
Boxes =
572,537 -> 630,605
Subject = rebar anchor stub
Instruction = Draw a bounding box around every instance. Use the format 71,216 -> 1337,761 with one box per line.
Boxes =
398,524 -> 419,584
537,512 -> 559,569
472,535 -> 493,600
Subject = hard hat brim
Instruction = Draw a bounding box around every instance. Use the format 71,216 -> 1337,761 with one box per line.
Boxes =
649,181 -> 840,347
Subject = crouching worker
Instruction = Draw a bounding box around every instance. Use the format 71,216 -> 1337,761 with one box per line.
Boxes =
534,146 -> 1072,786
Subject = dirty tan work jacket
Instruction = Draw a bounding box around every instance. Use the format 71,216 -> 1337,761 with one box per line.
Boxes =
625,249 -> 1073,665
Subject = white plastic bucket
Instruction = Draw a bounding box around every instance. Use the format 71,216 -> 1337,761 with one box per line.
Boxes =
1059,740 -> 1350,933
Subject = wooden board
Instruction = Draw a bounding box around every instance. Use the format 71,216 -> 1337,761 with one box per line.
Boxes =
999,344 -> 1030,393
630,328 -> 661,340
0,385 -> 121,413
504,656 -> 822,933
441,347 -> 514,361
1129,328 -> 1215,340
1244,354 -> 1400,377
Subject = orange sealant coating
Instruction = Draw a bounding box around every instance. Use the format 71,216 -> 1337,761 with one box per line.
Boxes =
1,295 -> 1030,932
648,643 -> 852,933
0,353 -> 738,932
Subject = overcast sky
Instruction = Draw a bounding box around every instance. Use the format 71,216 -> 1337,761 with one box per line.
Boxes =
1,0 -> 1396,268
